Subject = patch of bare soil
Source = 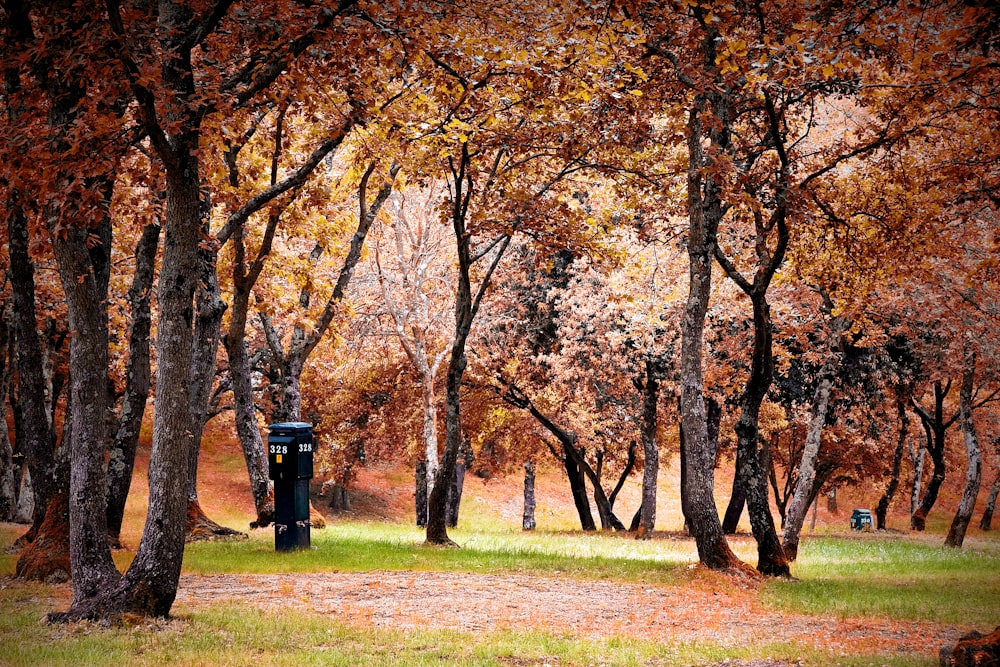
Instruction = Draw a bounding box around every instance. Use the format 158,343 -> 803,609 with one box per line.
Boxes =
174,569 -> 963,662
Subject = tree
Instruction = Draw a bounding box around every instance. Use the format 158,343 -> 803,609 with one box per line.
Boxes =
23,0 -> 376,621
372,183 -> 455,523
782,292 -> 850,561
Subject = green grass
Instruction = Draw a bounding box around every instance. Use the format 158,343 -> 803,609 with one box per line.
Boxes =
180,522 -> 696,585
765,535 -> 1000,626
2,522 -> 996,666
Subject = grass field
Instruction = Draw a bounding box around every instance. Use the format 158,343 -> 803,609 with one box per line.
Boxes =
1,435 -> 998,666
2,519 -> 998,666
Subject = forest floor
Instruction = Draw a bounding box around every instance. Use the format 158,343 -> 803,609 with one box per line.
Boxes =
152,429 -> 992,663
3,425 -> 992,665
172,567 -> 962,661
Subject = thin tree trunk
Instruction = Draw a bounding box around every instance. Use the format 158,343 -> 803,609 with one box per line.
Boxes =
225,248 -> 274,529
421,380 -> 440,506
415,460 -> 428,527
262,163 -> 398,426
0,306 -> 16,521
562,441 -> 596,530
911,382 -> 955,531
426,149 -> 508,545
910,438 -> 926,518
722,474 -> 746,534
945,350 -> 981,548
638,359 -> 659,538
980,467 -> 999,531
523,461 -> 536,531
875,392 -> 909,531
106,221 -> 160,547
783,306 -> 848,561
185,235 -> 247,538
446,458 -> 465,528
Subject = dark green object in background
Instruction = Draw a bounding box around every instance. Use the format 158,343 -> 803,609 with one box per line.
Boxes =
850,508 -> 873,531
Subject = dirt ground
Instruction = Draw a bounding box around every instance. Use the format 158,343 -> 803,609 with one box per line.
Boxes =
174,567 -> 964,663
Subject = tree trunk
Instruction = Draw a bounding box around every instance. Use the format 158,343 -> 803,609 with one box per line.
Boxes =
980,468 -> 999,531
677,96 -> 744,572
49,211 -> 122,602
327,483 -> 350,512
782,309 -> 848,561
415,460 -> 428,527
0,306 -> 17,521
426,347 -> 464,545
16,421 -> 71,582
827,488 -> 838,514
729,294 -> 789,576
225,279 -> 274,530
106,221 -> 160,547
638,359 -> 659,538
261,163 -> 397,426
420,378 -> 441,509
722,472 -> 746,534
910,437 -> 926,518
523,461 -> 536,531
562,441 -> 596,530
875,392 -> 909,531
911,382 -> 954,531
446,459 -> 465,527
7,199 -> 56,533
426,148 -> 507,546
53,122 -> 206,620
944,350 -> 981,548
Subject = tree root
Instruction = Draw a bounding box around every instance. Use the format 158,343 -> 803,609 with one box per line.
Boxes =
185,500 -> 247,543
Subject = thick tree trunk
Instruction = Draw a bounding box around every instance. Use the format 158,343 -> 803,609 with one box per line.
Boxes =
49,217 -> 121,601
638,359 -> 659,538
106,222 -> 160,547
415,459 -> 428,527
875,394 -> 909,531
523,461 -> 536,531
678,99 -> 743,572
945,351 -> 981,548
7,200 -> 56,532
90,154 -> 206,619
54,120 -> 207,619
783,311 -> 848,561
